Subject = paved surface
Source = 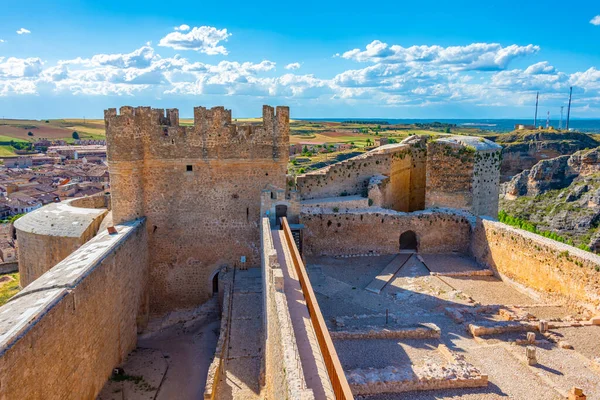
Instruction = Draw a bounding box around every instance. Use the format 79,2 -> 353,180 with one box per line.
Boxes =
272,229 -> 335,399
365,254 -> 411,294
306,253 -> 600,399
98,298 -> 221,400
216,268 -> 264,400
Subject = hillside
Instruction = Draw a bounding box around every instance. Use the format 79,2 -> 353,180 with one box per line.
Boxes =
0,119 -> 105,143
500,147 -> 600,251
489,130 -> 600,182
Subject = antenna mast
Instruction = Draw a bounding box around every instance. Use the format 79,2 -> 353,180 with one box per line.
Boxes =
566,87 -> 573,131
546,111 -> 550,129
559,106 -> 564,130
534,92 -> 539,128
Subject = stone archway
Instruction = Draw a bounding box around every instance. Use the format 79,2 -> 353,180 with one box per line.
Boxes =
399,230 -> 418,251
210,270 -> 219,295
275,204 -> 288,224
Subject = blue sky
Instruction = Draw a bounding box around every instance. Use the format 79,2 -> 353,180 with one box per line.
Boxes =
1,0 -> 600,119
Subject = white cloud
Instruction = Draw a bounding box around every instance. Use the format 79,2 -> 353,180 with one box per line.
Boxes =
285,62 -> 301,70
159,26 -> 231,55
16,28 -> 31,35
2,40 -> 600,114
0,57 -> 43,78
591,15 -> 600,26
342,41 -> 539,71
0,39 -> 5,43
174,24 -> 190,31
89,45 -> 157,68
524,61 -> 556,75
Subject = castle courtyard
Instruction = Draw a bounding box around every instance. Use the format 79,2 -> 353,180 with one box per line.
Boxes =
306,253 -> 600,399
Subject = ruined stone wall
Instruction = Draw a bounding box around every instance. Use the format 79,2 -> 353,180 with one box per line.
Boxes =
0,219 -> 148,400
425,141 -> 475,210
261,218 -> 314,400
471,150 -> 502,218
296,145 -> 415,212
409,143 -> 427,211
471,218 -> 600,314
106,105 -> 289,314
301,209 -> 474,256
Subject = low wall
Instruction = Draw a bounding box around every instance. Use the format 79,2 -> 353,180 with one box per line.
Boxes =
471,218 -> 600,314
261,218 -> 314,400
204,268 -> 233,400
0,218 -> 148,400
70,192 -> 111,210
301,208 -> 474,257
0,261 -> 17,274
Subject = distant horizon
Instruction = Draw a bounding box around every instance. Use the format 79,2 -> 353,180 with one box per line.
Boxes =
3,116 -> 600,121
2,1 -> 600,119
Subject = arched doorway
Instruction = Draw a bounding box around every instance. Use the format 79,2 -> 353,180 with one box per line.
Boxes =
399,230 -> 418,251
212,271 -> 219,295
275,204 -> 288,224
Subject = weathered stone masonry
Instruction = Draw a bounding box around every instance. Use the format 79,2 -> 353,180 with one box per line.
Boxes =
301,208 -> 474,257
105,105 -> 289,313
0,219 -> 148,400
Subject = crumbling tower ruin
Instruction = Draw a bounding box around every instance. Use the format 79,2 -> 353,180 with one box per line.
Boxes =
105,105 -> 289,313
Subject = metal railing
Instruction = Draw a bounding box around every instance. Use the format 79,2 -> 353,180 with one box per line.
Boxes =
281,217 -> 354,400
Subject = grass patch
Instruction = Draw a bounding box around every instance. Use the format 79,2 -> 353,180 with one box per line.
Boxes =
0,146 -> 17,157
0,273 -> 21,306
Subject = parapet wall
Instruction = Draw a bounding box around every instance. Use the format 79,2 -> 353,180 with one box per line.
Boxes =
0,219 -> 148,399
105,105 -> 289,163
106,105 -> 290,314
301,208 -> 474,256
15,198 -> 109,287
471,218 -> 600,314
261,218 -> 314,400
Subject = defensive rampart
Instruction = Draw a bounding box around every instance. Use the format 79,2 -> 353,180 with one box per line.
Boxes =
261,218 -> 315,399
471,217 -> 600,314
0,219 -> 148,399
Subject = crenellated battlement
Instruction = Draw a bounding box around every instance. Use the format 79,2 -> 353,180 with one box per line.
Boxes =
105,105 -> 289,161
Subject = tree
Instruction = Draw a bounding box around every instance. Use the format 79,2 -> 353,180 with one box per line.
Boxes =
72,131 -> 80,140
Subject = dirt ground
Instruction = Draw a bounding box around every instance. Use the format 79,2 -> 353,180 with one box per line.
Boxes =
306,254 -> 600,400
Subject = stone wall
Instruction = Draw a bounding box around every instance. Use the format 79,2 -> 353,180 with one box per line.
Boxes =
261,218 -> 314,400
301,208 -> 474,256
15,199 -> 109,287
425,137 -> 502,217
425,141 -> 475,210
0,219 -> 148,400
296,144 -> 422,212
106,105 -> 289,314
471,218 -> 600,314
471,150 -> 502,218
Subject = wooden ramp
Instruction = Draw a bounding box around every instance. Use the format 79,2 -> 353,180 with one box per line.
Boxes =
365,253 -> 412,294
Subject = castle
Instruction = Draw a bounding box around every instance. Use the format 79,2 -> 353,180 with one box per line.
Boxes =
2,106 -> 599,400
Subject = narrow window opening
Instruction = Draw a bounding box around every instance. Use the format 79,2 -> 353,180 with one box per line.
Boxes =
186,165 -> 193,172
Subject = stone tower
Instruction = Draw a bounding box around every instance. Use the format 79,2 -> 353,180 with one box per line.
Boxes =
105,105 -> 289,313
